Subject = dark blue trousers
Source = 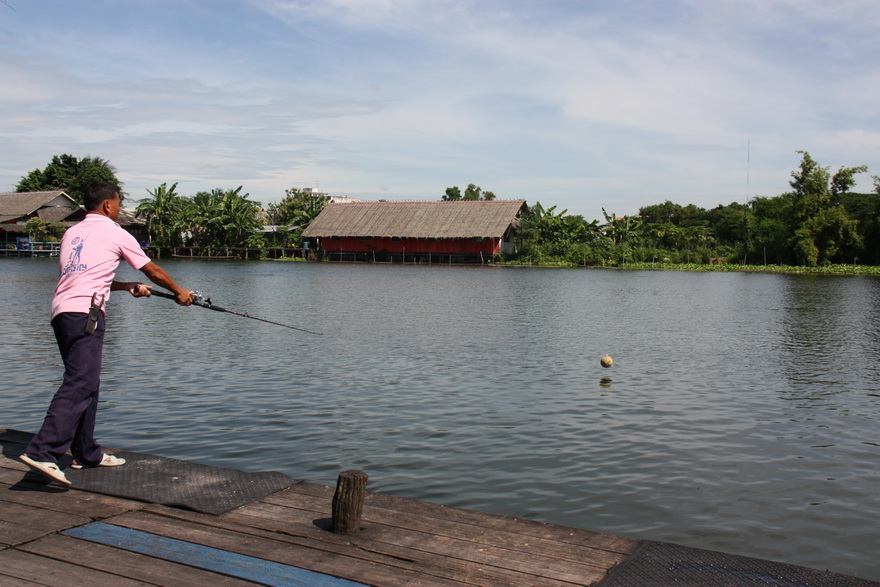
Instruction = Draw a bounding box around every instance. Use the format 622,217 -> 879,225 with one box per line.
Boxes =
25,312 -> 106,466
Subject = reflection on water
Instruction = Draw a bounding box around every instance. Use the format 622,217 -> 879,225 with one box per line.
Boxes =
780,276 -> 880,400
1,258 -> 879,580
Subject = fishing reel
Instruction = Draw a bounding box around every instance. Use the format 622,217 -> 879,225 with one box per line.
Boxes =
190,291 -> 213,306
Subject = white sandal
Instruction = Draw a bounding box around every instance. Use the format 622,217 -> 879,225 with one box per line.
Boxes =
71,454 -> 126,469
20,454 -> 72,486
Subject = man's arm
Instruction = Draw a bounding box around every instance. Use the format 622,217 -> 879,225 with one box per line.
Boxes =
113,261 -> 193,306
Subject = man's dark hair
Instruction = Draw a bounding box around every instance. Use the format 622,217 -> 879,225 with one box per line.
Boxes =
83,182 -> 121,211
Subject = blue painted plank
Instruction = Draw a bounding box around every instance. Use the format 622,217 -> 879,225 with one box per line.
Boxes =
63,522 -> 365,587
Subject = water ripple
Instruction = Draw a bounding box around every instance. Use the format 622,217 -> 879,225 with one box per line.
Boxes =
2,260 -> 879,580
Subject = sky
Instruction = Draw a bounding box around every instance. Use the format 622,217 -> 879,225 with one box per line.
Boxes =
1,0 -> 878,222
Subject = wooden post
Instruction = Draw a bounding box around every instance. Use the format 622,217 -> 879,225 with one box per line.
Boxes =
331,469 -> 368,535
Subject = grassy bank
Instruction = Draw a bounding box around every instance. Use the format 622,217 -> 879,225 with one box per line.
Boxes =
498,259 -> 880,276
618,262 -> 880,276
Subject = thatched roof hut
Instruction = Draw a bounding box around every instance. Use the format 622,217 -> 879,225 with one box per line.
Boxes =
302,200 -> 527,263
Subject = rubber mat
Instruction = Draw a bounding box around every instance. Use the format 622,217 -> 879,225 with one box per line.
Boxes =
2,430 -> 298,515
64,449 -> 299,515
595,540 -> 880,587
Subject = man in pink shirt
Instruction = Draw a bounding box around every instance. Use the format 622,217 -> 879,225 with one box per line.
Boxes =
20,182 -> 194,486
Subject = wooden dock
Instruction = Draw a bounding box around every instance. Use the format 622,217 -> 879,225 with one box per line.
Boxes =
5,428 -> 878,586
1,436 -> 636,585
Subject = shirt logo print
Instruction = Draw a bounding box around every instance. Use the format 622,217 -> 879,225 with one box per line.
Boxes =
62,236 -> 88,275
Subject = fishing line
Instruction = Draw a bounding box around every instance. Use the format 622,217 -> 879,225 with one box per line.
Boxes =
134,285 -> 322,335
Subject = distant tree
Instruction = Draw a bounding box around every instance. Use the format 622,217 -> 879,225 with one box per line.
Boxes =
784,151 -> 866,265
707,202 -> 751,247
515,202 -> 603,263
745,196 -> 789,264
23,217 -> 62,243
443,184 -> 496,201
509,152 -> 873,267
220,187 -> 263,247
16,154 -> 122,204
136,182 -> 189,246
189,187 -> 262,248
866,178 -> 880,263
639,200 -> 684,225
840,191 -> 880,264
642,201 -> 705,222
16,154 -> 80,194
463,184 -> 482,200
601,208 -> 643,246
442,186 -> 462,201
265,187 -> 328,227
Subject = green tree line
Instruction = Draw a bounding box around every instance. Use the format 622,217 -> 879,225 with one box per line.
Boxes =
510,151 -> 880,267
16,154 -> 122,204
137,183 -> 265,248
15,152 -> 880,266
16,155 -> 275,249
138,185 -> 327,248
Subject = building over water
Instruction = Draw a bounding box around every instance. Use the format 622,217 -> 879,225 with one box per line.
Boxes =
0,190 -> 82,226
0,191 -> 84,249
1,190 -> 146,250
301,199 -> 527,263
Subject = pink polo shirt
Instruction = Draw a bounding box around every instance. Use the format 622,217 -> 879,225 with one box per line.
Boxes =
51,214 -> 152,318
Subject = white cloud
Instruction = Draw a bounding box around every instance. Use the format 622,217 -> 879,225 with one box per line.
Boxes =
8,121 -> 245,144
1,0 -> 878,220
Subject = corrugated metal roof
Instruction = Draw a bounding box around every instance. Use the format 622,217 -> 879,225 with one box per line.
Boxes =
115,208 -> 145,227
302,200 -> 527,239
0,191 -> 75,216
37,206 -> 81,223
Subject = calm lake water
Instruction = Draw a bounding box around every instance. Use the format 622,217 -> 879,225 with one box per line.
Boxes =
2,258 -> 879,580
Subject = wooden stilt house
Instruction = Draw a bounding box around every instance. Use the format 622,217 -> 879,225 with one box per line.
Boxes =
0,191 -> 84,251
301,200 -> 528,263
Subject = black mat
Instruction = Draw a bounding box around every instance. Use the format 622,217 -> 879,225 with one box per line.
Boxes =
595,540 -> 880,587
2,430 -> 299,515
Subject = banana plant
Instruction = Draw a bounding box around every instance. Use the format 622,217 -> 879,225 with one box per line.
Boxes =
602,208 -> 643,245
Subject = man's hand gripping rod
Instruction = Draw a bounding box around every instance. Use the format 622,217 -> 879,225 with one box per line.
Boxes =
134,286 -> 322,335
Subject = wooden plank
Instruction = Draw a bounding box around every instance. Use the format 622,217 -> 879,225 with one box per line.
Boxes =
231,483 -> 625,584
64,522 -> 364,586
366,503 -> 629,566
248,487 -> 628,570
367,493 -> 637,553
145,503 -> 581,586
0,478 -> 144,519
232,509 -> 604,586
0,499 -> 90,529
0,433 -> 626,585
19,534 -> 257,587
113,508 -> 487,586
227,500 -> 615,584
0,574 -> 44,586
0,455 -> 29,473
0,500 -> 90,547
281,482 -> 637,553
0,520 -> 46,549
0,548 -> 150,586
0,468 -> 70,489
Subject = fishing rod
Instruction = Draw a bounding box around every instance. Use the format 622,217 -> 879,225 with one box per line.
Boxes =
134,285 -> 322,335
